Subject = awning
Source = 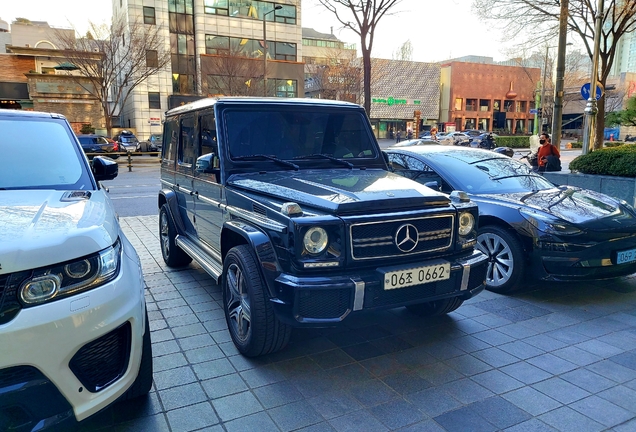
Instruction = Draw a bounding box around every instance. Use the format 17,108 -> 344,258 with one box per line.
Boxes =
0,82 -> 29,100
54,62 -> 78,71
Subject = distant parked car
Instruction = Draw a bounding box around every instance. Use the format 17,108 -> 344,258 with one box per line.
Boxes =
471,133 -> 500,148
113,130 -> 140,152
77,134 -> 119,159
139,134 -> 162,152
390,138 -> 440,148
99,135 -> 120,153
445,132 -> 472,146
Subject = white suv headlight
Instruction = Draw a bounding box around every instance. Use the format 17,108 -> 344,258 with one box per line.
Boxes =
303,227 -> 329,255
20,240 -> 122,305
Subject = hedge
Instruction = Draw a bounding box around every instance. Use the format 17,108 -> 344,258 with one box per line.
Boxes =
569,141 -> 623,149
568,144 -> 636,177
495,136 -> 531,148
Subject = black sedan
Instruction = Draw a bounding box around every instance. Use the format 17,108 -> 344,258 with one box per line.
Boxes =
385,146 -> 636,293
77,134 -> 119,159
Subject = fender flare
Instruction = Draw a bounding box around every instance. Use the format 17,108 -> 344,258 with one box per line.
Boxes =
223,220 -> 281,299
158,189 -> 188,235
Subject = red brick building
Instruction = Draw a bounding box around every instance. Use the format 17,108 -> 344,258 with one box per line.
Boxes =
439,62 -> 541,134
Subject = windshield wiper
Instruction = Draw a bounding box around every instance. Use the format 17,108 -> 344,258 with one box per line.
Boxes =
491,174 -> 539,181
232,154 -> 299,170
293,153 -> 354,168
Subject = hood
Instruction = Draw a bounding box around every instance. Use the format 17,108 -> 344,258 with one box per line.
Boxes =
479,186 -> 636,228
228,169 -> 450,214
0,190 -> 119,273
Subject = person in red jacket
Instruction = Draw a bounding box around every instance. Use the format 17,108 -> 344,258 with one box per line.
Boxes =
537,133 -> 561,172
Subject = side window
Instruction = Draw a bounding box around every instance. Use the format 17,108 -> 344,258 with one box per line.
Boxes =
387,153 -> 408,170
163,118 -> 179,161
402,155 -> 432,172
196,112 -> 219,178
179,116 -> 195,165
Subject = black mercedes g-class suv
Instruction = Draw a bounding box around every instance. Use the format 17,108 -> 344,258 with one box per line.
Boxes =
158,97 -> 488,357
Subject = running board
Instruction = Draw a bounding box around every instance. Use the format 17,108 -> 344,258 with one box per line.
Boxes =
175,235 -> 223,283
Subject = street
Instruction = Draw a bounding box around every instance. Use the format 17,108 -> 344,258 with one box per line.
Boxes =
104,163 -> 161,217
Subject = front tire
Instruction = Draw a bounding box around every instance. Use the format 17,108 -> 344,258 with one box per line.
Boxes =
223,245 -> 291,357
476,225 -> 525,294
159,204 -> 192,267
406,297 -> 464,316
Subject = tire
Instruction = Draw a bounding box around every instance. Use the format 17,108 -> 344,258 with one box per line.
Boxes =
223,245 -> 291,357
476,225 -> 525,294
122,308 -> 153,400
159,204 -> 192,267
406,297 -> 464,316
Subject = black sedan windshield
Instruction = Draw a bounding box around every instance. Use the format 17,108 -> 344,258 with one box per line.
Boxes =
429,153 -> 554,194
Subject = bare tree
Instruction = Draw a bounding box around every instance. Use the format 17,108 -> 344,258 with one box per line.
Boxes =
307,48 -> 362,102
201,43 -> 265,97
392,40 -> 413,61
473,0 -> 636,149
55,16 -> 170,136
316,0 -> 403,114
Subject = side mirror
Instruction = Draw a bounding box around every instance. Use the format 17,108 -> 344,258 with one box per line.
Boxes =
92,156 -> 118,181
196,153 -> 220,173
424,180 -> 441,191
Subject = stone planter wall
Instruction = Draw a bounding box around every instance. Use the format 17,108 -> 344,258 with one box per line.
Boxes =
543,172 -> 636,206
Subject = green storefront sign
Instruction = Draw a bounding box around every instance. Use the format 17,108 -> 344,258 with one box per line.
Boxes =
372,97 -> 421,106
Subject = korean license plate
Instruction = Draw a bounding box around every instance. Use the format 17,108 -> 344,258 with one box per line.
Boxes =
383,261 -> 451,290
616,248 -> 636,265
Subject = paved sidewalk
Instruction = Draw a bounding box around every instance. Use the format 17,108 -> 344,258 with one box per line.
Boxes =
80,215 -> 636,431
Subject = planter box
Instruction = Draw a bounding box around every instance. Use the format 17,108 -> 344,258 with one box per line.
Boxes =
544,172 -> 636,206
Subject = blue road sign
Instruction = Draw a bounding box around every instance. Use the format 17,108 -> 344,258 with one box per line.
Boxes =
581,83 -> 603,100
529,108 -> 538,114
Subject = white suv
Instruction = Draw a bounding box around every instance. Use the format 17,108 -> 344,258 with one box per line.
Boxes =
0,110 -> 152,430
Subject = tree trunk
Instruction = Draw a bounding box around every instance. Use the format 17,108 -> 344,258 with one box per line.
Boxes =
104,103 -> 112,138
594,92 -> 605,150
362,46 -> 371,115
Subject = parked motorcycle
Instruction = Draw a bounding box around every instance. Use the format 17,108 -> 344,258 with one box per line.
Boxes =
478,134 -> 514,157
625,134 -> 636,142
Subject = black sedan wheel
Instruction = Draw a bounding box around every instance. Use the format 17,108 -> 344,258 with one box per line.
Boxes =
476,225 -> 524,294
223,245 -> 291,357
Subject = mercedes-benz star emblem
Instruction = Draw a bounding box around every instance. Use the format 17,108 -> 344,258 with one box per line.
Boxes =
395,224 -> 419,253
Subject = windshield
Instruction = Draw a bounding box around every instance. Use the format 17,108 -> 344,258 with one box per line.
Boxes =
0,118 -> 93,190
225,109 -> 377,161
429,153 -> 554,194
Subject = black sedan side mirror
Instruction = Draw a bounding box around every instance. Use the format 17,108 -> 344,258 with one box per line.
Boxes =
424,180 -> 441,191
92,156 -> 118,181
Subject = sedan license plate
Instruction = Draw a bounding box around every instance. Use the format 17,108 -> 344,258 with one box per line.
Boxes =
383,261 -> 450,290
616,248 -> 636,265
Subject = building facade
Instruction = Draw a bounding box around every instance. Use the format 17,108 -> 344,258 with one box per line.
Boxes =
113,0 -> 305,140
440,62 -> 541,134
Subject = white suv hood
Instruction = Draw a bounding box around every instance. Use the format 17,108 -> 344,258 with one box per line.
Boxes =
0,190 -> 119,273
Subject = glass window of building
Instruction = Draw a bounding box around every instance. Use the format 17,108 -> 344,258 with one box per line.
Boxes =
454,98 -> 463,111
146,50 -> 158,67
275,79 -> 297,97
148,92 -> 161,109
203,0 -> 296,24
518,101 -> 527,113
466,99 -> 477,111
493,100 -> 501,112
143,7 -> 156,25
479,99 -> 490,112
504,100 -> 515,112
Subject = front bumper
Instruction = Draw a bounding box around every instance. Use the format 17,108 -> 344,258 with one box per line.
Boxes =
0,236 -> 146,429
531,234 -> 636,281
271,249 -> 488,326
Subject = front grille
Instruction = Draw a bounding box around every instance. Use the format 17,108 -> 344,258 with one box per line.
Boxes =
0,271 -> 30,325
297,288 -> 351,319
350,215 -> 454,260
69,322 -> 131,393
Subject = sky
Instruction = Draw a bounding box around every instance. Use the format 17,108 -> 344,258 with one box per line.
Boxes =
1,0 -> 515,63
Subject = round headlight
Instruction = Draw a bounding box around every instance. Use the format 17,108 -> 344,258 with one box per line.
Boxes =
303,227 -> 329,255
458,212 -> 475,236
20,274 -> 61,304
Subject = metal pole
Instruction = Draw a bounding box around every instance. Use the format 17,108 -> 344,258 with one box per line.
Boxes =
551,0 -> 569,149
540,45 -> 550,133
263,15 -> 268,97
582,0 -> 604,154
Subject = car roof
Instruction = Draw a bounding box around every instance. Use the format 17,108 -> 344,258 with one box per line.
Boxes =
0,109 -> 67,120
165,96 -> 362,117
77,134 -> 101,137
386,145 -> 508,163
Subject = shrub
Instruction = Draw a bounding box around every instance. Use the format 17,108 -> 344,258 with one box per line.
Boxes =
570,141 -> 583,148
80,123 -> 95,134
569,144 -> 636,177
604,141 -> 624,147
495,136 -> 531,148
